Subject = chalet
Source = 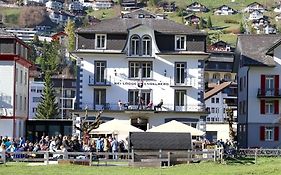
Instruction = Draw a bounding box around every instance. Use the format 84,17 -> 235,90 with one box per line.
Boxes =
186,2 -> 209,13
244,2 -> 265,13
184,14 -> 206,26
248,10 -> 263,21
46,0 -> 63,11
214,5 -> 237,15
92,0 -> 114,10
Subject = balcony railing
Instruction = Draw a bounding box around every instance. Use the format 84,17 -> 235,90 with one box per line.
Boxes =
88,75 -> 111,86
170,77 -> 197,87
79,102 -> 207,112
257,88 -> 281,98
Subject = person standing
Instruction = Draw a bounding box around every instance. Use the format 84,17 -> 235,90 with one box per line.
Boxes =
111,137 -> 118,160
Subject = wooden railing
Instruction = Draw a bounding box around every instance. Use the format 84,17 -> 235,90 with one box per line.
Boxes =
0,149 -> 223,166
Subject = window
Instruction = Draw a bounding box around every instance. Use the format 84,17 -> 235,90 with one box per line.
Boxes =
211,98 -> 215,103
24,72 -> 27,85
266,76 -> 274,95
33,97 -> 42,102
130,35 -> 140,56
128,89 -> 151,105
211,107 -> 215,113
216,98 -> 219,103
95,61 -> 106,83
94,89 -> 106,105
129,61 -> 152,79
175,35 -> 186,50
32,107 -> 37,113
175,62 -> 186,84
142,35 -> 151,56
95,34 -> 106,49
20,70 -> 23,84
37,89 -> 43,93
24,97 -> 26,111
265,127 -> 274,141
31,88 -> 36,92
265,101 -> 274,114
19,95 -> 22,110
16,68 -> 18,83
175,90 -> 186,106
224,73 -> 231,81
213,73 -> 220,81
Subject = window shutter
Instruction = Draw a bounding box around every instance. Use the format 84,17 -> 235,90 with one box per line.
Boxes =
260,100 -> 265,114
260,126 -> 265,141
261,75 -> 265,95
275,75 -> 279,96
274,127 -> 279,141
274,100 -> 279,114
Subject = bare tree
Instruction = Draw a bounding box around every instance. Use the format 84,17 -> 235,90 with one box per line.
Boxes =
18,7 -> 47,27
74,110 -> 103,145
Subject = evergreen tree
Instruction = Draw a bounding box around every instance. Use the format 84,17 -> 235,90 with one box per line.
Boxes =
239,22 -> 245,34
207,16 -> 212,29
35,72 -> 59,119
65,19 -> 75,52
39,40 -> 60,75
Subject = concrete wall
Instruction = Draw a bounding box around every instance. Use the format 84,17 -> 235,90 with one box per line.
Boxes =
206,123 -> 236,142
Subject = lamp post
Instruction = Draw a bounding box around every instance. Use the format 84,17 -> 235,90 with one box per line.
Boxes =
61,75 -> 65,119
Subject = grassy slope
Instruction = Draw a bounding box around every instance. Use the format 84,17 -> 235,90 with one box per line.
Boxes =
1,158 -> 281,175
0,7 -> 21,26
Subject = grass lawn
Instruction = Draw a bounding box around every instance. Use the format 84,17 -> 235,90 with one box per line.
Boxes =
0,7 -> 21,26
1,157 -> 281,175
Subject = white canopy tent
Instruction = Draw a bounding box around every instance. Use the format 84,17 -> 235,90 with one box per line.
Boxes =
146,120 -> 204,136
90,119 -> 144,140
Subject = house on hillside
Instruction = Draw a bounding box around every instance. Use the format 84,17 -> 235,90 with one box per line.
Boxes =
208,40 -> 234,52
92,0 -> 113,10
71,9 -> 209,133
244,2 -> 265,13
68,1 -> 84,13
275,14 -> 281,22
158,1 -> 177,12
274,4 -> 281,13
186,2 -> 209,13
48,10 -> 76,24
248,10 -> 263,21
121,0 -> 137,9
46,0 -> 63,11
184,14 -> 206,27
235,35 -> 281,148
214,5 -> 237,15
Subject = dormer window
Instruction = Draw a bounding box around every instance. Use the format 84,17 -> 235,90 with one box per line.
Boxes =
95,34 -> 106,49
130,35 -> 140,56
175,35 -> 186,50
142,35 -> 151,56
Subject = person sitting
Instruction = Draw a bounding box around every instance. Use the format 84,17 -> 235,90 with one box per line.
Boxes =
146,101 -> 153,109
137,96 -> 144,110
154,99 -> 163,111
118,100 -> 123,110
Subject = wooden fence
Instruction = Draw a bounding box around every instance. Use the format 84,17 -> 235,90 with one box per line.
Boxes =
0,149 -> 222,167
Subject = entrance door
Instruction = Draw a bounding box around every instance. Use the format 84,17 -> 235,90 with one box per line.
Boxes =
131,118 -> 148,131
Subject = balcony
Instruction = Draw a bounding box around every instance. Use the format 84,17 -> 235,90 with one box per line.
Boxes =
170,77 -> 197,87
88,75 -> 111,87
79,102 -> 207,113
257,88 -> 281,98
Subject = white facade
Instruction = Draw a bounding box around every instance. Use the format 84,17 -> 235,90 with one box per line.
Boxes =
214,6 -> 236,15
0,61 -> 30,138
74,21 -> 208,132
46,0 -> 63,11
5,29 -> 37,43
29,81 -> 44,119
29,80 -> 76,119
69,1 -> 84,11
92,0 -> 113,10
248,10 -> 263,20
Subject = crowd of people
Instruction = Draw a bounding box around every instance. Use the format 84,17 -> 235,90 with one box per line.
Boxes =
0,135 -> 129,160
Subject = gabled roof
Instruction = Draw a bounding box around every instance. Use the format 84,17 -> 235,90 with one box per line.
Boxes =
0,28 -> 15,38
187,1 -> 207,8
247,2 -> 264,7
216,4 -> 235,10
77,9 -> 205,35
236,34 -> 281,67
204,82 -> 232,100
